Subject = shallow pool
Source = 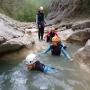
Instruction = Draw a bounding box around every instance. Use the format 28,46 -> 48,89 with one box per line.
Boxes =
0,33 -> 90,90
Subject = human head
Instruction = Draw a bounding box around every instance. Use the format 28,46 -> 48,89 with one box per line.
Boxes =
50,26 -> 55,32
39,6 -> 44,11
25,53 -> 37,65
52,35 -> 60,45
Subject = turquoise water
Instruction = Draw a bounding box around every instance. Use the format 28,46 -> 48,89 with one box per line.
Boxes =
0,33 -> 90,90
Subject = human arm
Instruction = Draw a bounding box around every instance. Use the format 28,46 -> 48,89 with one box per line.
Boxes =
61,47 -> 71,60
44,32 -> 50,39
61,41 -> 67,49
43,45 -> 51,54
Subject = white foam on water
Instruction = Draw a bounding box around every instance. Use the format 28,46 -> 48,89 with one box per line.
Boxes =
10,69 -> 28,90
32,74 -> 73,90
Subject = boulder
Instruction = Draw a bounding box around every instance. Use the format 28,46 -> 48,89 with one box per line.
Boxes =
72,20 -> 90,31
0,14 -> 34,55
0,35 -> 34,54
66,28 -> 90,43
0,36 -> 6,44
0,39 -> 23,53
73,39 -> 90,72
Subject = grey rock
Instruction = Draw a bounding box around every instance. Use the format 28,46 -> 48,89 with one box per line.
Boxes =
0,14 -> 34,54
72,21 -> 90,31
73,39 -> 90,70
46,0 -> 81,24
0,36 -> 6,44
66,28 -> 90,43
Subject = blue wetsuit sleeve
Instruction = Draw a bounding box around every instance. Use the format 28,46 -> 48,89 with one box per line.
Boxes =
61,41 -> 65,47
61,47 -> 71,60
43,45 -> 51,54
44,65 -> 56,73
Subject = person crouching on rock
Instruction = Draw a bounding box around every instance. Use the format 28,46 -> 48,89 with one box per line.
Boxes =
25,53 -> 56,73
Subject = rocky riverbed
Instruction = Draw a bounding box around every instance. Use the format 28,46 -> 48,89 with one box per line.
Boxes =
0,13 -> 90,72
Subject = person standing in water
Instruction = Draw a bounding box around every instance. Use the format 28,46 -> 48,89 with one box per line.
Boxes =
36,6 -> 45,40
43,35 -> 71,60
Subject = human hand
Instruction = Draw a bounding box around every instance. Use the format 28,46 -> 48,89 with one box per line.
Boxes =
69,58 -> 73,62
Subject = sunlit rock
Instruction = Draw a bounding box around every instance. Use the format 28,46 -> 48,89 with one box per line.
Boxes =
73,39 -> 90,72
0,14 -> 35,55
66,28 -> 90,43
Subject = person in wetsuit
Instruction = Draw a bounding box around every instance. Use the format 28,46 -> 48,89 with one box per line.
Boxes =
44,26 -> 58,42
36,6 -> 45,40
25,53 -> 55,73
43,35 -> 71,60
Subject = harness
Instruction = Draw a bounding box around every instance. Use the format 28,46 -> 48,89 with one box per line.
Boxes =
50,42 -> 62,56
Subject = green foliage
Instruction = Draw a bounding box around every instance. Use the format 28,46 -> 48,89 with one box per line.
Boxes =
0,0 -> 50,22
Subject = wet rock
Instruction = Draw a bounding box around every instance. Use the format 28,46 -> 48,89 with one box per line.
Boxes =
0,14 -> 35,55
85,39 -> 90,46
66,24 -> 72,29
46,0 -> 81,24
0,39 -> 24,54
73,39 -> 90,71
0,13 -> 36,32
66,28 -> 90,43
59,23 -> 72,30
72,20 -> 90,31
0,36 -> 6,44
0,35 -> 34,54
59,29 -> 74,41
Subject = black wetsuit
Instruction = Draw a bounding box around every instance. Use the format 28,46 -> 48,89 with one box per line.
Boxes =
37,11 -> 44,40
50,42 -> 62,56
31,61 -> 45,72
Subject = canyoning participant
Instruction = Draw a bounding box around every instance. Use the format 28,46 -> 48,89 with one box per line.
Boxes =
44,26 -> 58,42
36,6 -> 45,40
43,35 -> 71,60
25,53 -> 56,73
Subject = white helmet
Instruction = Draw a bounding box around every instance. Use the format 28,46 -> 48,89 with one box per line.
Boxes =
25,53 -> 37,65
39,6 -> 43,10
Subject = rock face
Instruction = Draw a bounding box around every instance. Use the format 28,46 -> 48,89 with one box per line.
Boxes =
0,14 -> 34,55
66,28 -> 90,43
46,0 -> 90,25
73,39 -> 90,71
46,0 -> 82,24
72,20 -> 90,31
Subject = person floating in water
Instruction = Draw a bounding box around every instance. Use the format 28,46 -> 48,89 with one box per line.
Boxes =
25,53 -> 56,73
43,35 -> 72,60
44,26 -> 58,42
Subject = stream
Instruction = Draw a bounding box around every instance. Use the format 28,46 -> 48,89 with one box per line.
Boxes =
0,32 -> 90,90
